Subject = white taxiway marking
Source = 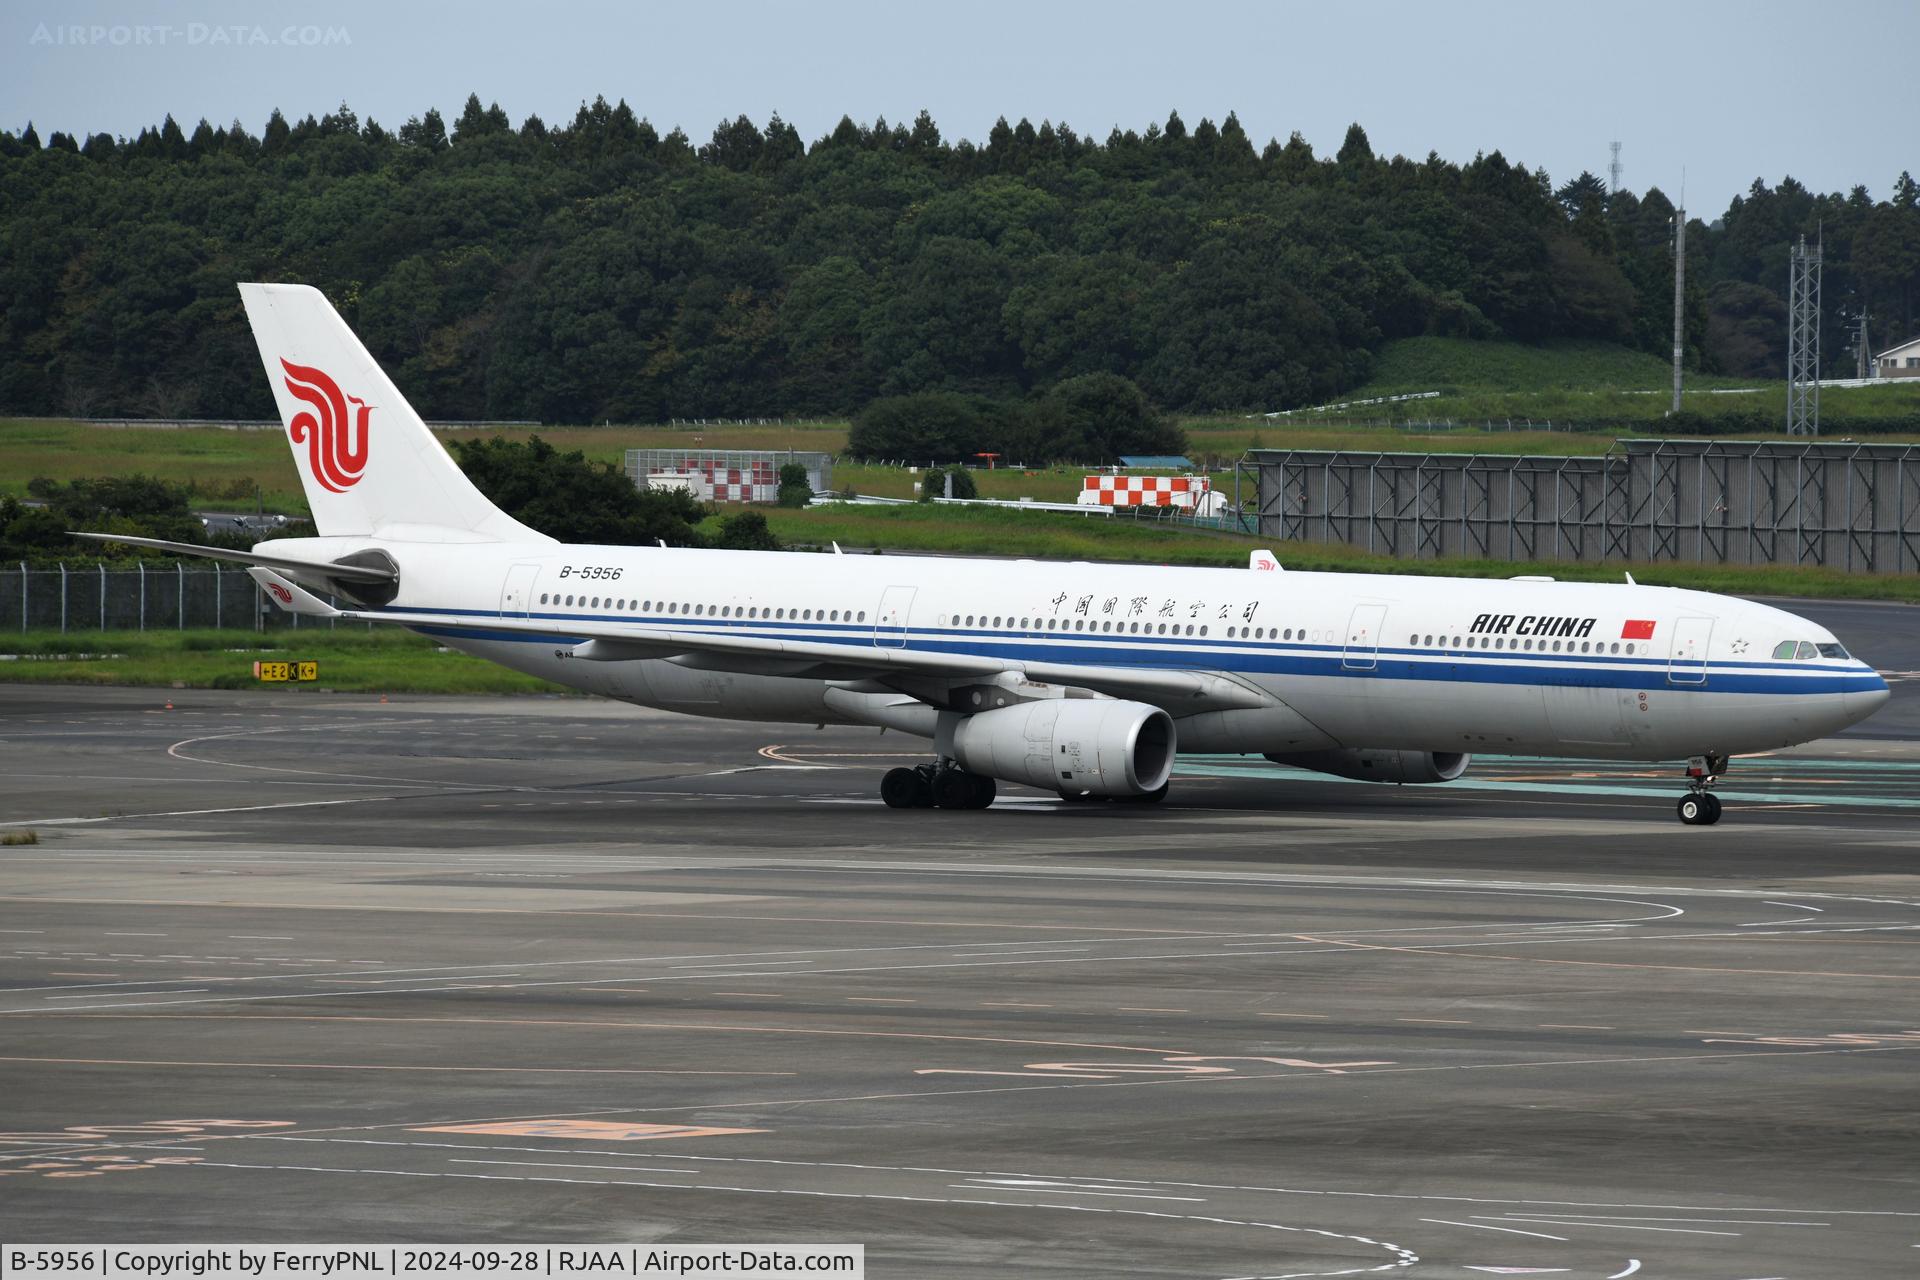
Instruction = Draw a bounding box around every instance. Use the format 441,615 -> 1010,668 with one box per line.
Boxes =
1418,1216 -> 1568,1240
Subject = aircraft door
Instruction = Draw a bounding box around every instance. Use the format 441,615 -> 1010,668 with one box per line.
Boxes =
1667,617 -> 1712,685
500,563 -> 540,617
875,585 -> 916,649
1342,603 -> 1387,671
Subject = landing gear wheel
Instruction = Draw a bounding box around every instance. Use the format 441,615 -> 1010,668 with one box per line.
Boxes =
881,766 -> 932,809
932,768 -> 978,810
966,772 -> 997,810
1676,754 -> 1728,825
1677,793 -> 1723,826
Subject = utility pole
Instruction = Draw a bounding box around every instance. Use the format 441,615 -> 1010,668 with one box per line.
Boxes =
1671,205 -> 1686,415
1854,311 -> 1871,380
1787,232 -> 1823,435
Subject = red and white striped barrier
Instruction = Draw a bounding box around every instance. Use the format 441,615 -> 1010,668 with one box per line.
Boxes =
1080,475 -> 1212,508
650,460 -> 779,503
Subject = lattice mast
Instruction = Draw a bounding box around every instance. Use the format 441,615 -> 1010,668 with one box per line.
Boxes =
1671,206 -> 1686,414
1787,233 -> 1823,435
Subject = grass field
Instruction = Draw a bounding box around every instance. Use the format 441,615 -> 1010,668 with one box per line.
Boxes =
764,503 -> 1920,602
0,419 -> 851,515
9,337 -> 1918,520
0,628 -> 569,694
1227,336 -> 1920,433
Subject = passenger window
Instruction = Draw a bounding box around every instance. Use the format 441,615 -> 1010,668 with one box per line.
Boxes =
1625,643 -> 1635,655
1796,641 -> 1818,660
1199,626 -> 1208,637
858,611 -> 867,622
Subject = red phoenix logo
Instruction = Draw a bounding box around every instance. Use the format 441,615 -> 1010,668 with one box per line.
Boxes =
280,358 -> 371,493
267,582 -> 293,605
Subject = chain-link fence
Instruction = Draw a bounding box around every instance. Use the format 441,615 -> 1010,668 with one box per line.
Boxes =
1,562 -> 364,633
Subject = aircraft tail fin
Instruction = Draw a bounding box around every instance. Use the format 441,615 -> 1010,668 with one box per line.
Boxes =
237,282 -> 547,543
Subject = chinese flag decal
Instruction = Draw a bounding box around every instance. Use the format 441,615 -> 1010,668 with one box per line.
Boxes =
1621,619 -> 1656,640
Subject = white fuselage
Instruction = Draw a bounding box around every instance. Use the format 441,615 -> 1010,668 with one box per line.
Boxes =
272,536 -> 1891,763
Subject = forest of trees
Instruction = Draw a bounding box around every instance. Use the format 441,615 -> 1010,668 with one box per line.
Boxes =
3,95 -> 1917,427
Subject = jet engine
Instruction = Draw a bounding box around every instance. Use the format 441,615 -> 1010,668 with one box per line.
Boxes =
952,699 -> 1175,797
1264,748 -> 1471,784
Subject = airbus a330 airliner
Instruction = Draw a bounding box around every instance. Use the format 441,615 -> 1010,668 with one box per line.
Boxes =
83,284 -> 1890,825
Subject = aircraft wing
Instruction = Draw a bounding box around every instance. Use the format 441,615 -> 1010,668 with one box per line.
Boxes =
333,607 -> 1275,712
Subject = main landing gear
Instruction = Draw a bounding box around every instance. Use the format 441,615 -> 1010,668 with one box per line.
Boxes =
1676,754 -> 1729,826
881,763 -> 996,810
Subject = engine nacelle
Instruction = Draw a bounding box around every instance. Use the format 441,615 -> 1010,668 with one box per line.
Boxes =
1264,748 -> 1471,785
953,699 -> 1175,797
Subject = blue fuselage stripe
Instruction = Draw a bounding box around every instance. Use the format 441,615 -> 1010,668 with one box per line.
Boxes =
391,605 -> 1885,699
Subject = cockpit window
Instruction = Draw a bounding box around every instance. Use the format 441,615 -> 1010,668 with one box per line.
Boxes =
1796,641 -> 1819,660
1817,643 -> 1849,659
1771,641 -> 1797,660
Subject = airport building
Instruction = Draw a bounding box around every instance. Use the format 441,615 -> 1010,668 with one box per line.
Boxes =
1875,335 -> 1920,378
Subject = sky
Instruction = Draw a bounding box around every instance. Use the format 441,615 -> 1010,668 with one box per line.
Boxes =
7,0 -> 1916,215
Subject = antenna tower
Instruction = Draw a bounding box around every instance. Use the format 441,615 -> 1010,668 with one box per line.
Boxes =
1670,205 -> 1686,413
1786,233 -> 1823,435
1608,141 -> 1623,196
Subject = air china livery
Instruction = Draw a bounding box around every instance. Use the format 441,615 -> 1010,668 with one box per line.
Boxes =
83,284 -> 1890,826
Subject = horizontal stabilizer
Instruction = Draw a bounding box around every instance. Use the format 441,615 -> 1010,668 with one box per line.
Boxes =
247,567 -> 342,617
68,532 -> 396,583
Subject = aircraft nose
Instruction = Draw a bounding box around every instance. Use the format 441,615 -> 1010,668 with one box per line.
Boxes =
1844,673 -> 1892,726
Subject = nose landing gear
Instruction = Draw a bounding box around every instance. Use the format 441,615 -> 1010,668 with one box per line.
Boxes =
1676,754 -> 1728,825
881,763 -> 995,810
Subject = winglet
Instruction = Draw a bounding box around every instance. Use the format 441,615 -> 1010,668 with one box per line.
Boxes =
1250,549 -> 1281,572
1625,571 -> 1637,585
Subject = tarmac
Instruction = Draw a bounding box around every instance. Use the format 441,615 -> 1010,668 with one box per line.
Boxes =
2,595 -> 1918,1278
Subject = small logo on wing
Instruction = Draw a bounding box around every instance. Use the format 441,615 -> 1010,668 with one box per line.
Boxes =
280,358 -> 371,493
266,581 -> 294,605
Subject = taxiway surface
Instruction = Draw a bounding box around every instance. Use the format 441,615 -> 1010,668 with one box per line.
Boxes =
2,682 -> 1917,1279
